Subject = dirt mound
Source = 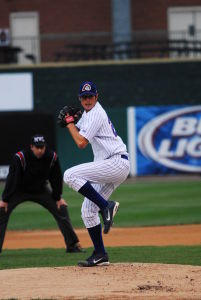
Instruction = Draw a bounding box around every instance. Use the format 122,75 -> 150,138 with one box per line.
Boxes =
2,225 -> 201,299
1,263 -> 201,299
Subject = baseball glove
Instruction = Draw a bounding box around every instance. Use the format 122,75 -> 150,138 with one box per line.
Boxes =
57,106 -> 82,127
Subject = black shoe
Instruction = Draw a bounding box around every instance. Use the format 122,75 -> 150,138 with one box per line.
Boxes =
78,251 -> 109,267
66,243 -> 85,253
101,201 -> 119,234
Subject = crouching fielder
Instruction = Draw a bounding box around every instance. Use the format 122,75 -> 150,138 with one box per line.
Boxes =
58,81 -> 130,267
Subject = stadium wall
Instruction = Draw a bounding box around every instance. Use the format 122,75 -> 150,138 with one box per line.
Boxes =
0,58 -> 201,171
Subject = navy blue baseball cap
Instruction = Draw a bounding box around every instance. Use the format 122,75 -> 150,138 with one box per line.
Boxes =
78,81 -> 97,97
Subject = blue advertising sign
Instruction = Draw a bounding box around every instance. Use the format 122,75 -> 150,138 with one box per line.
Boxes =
127,105 -> 201,175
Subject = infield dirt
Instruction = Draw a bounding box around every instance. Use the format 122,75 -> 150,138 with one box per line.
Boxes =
3,224 -> 201,249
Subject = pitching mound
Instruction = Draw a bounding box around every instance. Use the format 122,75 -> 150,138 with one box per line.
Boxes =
1,263 -> 201,299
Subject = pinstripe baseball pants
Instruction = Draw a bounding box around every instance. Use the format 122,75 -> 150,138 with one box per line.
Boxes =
64,155 -> 130,228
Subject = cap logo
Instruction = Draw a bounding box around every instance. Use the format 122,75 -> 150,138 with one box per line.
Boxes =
82,83 -> 91,92
34,136 -> 45,143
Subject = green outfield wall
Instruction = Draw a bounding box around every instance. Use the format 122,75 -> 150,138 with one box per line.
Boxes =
1,58 -> 201,170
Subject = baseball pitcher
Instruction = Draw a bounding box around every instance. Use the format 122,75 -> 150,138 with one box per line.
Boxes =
58,81 -> 130,267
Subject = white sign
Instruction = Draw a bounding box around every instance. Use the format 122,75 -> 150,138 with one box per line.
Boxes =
0,73 -> 33,111
0,166 -> 9,179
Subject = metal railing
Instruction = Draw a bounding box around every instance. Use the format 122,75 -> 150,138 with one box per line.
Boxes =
55,39 -> 201,61
1,30 -> 201,64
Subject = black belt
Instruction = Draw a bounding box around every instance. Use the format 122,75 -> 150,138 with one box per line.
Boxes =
121,155 -> 128,160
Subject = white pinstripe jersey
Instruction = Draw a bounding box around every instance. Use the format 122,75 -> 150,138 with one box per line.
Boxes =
76,102 -> 128,161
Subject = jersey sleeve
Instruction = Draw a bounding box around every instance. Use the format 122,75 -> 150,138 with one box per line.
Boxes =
79,110 -> 104,143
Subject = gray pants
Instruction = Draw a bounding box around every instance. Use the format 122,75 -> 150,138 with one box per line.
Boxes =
0,190 -> 79,252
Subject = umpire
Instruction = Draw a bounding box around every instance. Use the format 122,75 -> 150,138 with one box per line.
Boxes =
0,134 -> 83,253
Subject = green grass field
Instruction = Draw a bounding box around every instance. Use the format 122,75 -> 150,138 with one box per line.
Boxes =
0,246 -> 201,270
0,180 -> 200,230
0,180 -> 201,269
